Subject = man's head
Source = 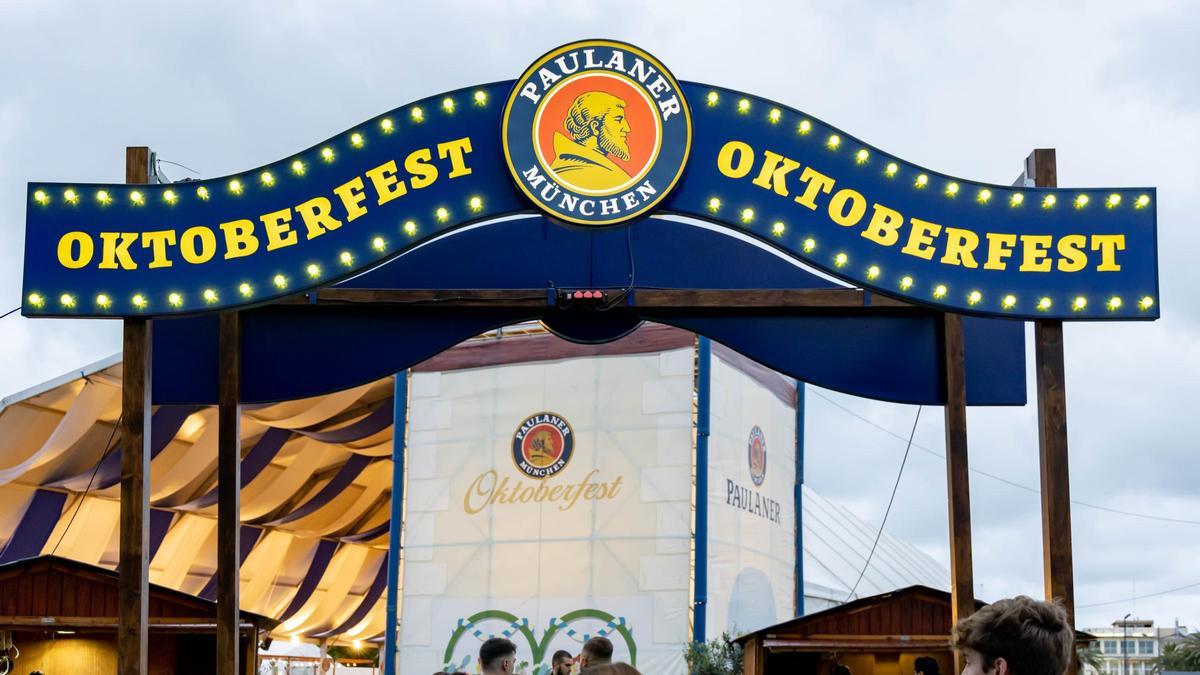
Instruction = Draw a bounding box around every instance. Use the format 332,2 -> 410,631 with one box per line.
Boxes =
565,92 -> 631,161
914,656 -> 940,675
552,649 -> 574,675
579,636 -> 613,668
479,637 -> 518,674
951,596 -> 1073,675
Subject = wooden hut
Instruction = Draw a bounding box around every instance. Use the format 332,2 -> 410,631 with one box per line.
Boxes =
0,555 -> 275,674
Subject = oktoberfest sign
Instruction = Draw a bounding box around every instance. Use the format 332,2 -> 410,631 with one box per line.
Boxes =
21,39 -> 1160,320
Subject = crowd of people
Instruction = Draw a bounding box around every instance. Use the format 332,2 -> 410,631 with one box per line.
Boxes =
433,635 -> 636,675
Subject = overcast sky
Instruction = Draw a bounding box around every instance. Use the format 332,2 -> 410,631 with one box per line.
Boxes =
1,0 -> 1197,632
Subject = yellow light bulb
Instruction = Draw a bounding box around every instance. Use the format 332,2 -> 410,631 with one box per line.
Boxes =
855,149 -> 869,164
411,106 -> 424,122
260,171 -> 274,187
291,159 -> 305,175
1002,294 -> 1017,309
1073,296 -> 1087,310
163,189 -> 177,204
707,197 -> 721,212
772,221 -> 785,236
273,274 -> 287,288
168,292 -> 183,307
372,236 -> 386,251
1139,295 -> 1154,310
797,120 -> 812,135
768,108 -> 781,123
885,162 -> 898,177
442,97 -> 455,113
28,292 -> 44,307
203,288 -> 218,303
132,294 -> 147,308
1107,296 -> 1122,310
915,174 -> 928,189
469,196 -> 483,212
1074,194 -> 1089,209
130,190 -> 145,205
1042,194 -> 1056,208
60,293 -> 76,308
403,220 -> 417,236
435,207 -> 449,222
96,294 -> 111,308
1010,193 -> 1024,206
353,640 -> 362,651
239,283 -> 253,297
945,182 -> 960,197
474,90 -> 488,105
933,284 -> 948,299
834,252 -> 848,267
1038,296 -> 1052,311
321,147 -> 335,162
968,290 -> 982,305
900,276 -> 914,290
380,118 -> 394,133
97,190 -> 112,205
196,186 -> 210,200
803,238 -> 816,253
350,133 -> 364,148
866,265 -> 880,280
740,208 -> 755,223
706,91 -> 719,106
229,179 -> 243,195
826,134 -> 841,149
64,189 -> 79,204
977,189 -> 992,203
306,263 -> 321,278
1107,194 -> 1121,208
339,251 -> 354,266
737,99 -> 750,114
33,190 -> 49,205
1136,194 -> 1151,208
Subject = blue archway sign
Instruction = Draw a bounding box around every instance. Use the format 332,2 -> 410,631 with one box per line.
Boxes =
21,40 -> 1159,321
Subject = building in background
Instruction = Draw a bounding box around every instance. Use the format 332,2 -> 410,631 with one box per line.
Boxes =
1081,618 -> 1190,675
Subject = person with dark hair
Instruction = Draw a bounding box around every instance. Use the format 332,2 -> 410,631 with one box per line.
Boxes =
579,636 -> 613,670
581,664 -> 640,675
552,649 -> 575,675
832,664 -> 852,675
479,636 -> 518,675
915,656 -> 940,675
951,595 -> 1073,675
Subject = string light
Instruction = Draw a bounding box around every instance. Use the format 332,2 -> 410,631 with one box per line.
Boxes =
380,118 -> 394,134
797,120 -> 812,135
435,207 -> 449,222
768,108 -> 781,123
411,106 -> 424,122
855,149 -> 869,164
1074,194 -> 1089,209
945,182 -> 960,197
802,238 -> 816,253
273,274 -> 288,289
737,99 -> 750,114
132,294 -> 148,309
1037,296 -> 1052,311
197,186 -> 210,200
772,221 -> 785,236
1073,296 -> 1087,311
27,293 -> 44,308
59,293 -> 76,308
915,174 -> 928,189
1002,294 -> 1017,309
706,91 -> 719,106
1042,194 -> 1056,209
834,252 -> 848,267
260,171 -> 275,187
291,160 -> 306,175
1136,194 -> 1151,208
968,290 -> 983,305
933,284 -> 948,299
64,189 -> 79,204
1010,193 -> 1024,206
96,190 -> 112,205
866,265 -> 880,280
899,276 -> 914,291
163,189 -> 178,204
168,292 -> 183,307
1139,295 -> 1155,310
977,188 -> 992,204
885,162 -> 898,177
1107,194 -> 1121,208
229,179 -> 243,195
707,197 -> 721,212
130,190 -> 145,205
403,220 -> 417,236
239,282 -> 253,297
321,147 -> 335,162
203,288 -> 219,303
469,196 -> 483,212
740,208 -> 755,223
33,190 -> 49,205
826,134 -> 841,150
474,90 -> 488,105
339,251 -> 354,266
306,264 -> 321,278
96,293 -> 111,308
372,236 -> 386,251
442,97 -> 455,113
1107,296 -> 1122,310
350,133 -> 364,148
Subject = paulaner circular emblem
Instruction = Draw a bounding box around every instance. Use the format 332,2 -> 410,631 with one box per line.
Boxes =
502,39 -> 692,226
512,412 -> 574,479
748,426 -> 767,486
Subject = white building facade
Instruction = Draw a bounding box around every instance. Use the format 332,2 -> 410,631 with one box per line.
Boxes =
1081,619 -> 1189,675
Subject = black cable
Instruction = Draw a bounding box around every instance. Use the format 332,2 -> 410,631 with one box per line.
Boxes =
157,158 -> 199,175
1077,580 -> 1200,609
599,226 -> 637,311
0,306 -> 20,320
845,405 -> 921,602
49,413 -> 122,557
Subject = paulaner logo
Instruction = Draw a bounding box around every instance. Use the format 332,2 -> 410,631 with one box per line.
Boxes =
502,39 -> 692,226
512,412 -> 573,479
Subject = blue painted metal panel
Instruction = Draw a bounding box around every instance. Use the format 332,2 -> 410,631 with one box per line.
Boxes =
694,337 -> 711,642
384,373 -> 407,675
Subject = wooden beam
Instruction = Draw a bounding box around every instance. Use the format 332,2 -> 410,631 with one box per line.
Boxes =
1029,148 -> 1076,647
941,312 -> 974,674
218,311 -> 242,675
119,146 -> 151,675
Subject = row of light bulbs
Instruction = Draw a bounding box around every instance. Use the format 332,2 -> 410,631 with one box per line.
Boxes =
30,91 -> 491,209
27,197 -> 487,311
705,90 -> 1153,211
702,198 -> 1154,313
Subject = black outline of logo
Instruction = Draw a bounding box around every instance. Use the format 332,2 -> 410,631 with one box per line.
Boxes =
511,411 -> 574,480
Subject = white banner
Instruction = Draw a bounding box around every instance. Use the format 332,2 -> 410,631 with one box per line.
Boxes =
400,347 -> 695,674
705,349 -> 797,639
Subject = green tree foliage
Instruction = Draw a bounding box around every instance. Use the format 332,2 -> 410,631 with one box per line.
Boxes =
1156,633 -> 1200,673
684,632 -> 744,675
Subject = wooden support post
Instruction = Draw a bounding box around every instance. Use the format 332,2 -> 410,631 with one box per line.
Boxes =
218,311 -> 242,675
119,146 -> 152,675
1028,148 -> 1076,644
941,312 -> 974,673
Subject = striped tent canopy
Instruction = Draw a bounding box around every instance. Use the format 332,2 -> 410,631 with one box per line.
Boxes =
0,323 -> 946,645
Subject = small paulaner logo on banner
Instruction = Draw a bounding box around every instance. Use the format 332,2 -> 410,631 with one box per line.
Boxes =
502,39 -> 692,226
512,412 -> 574,479
748,426 -> 767,486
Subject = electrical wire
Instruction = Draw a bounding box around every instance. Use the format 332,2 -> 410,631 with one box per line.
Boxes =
0,307 -> 20,320
1077,580 -> 1200,609
845,405 -> 922,602
48,414 -> 121,557
810,388 -> 1200,527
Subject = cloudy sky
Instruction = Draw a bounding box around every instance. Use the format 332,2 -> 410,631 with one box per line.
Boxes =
1,0 -> 1197,632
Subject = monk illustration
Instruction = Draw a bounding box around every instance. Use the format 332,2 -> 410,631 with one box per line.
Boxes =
526,429 -> 558,466
550,91 -> 633,192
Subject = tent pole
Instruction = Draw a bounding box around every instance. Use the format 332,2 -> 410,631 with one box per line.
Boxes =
218,310 -> 242,675
942,311 -> 974,674
794,382 -> 805,618
693,337 -> 712,643
384,371 -> 408,675
118,146 -> 152,675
